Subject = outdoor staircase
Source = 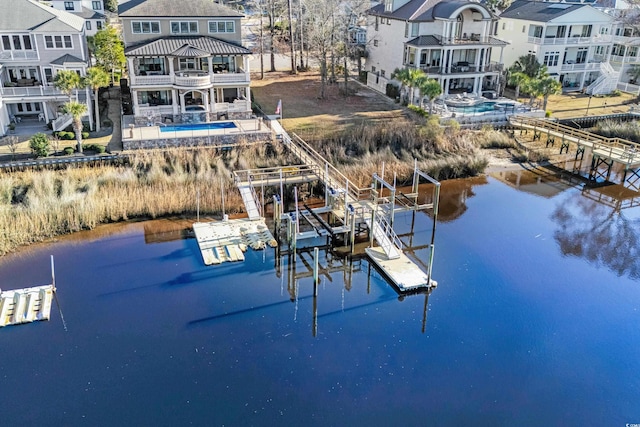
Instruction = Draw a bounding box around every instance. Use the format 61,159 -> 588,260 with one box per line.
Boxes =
586,62 -> 619,96
51,113 -> 73,132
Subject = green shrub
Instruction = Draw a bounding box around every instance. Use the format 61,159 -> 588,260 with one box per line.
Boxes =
63,147 -> 74,155
408,104 -> 429,118
545,110 -> 552,118
63,132 -> 75,140
386,83 -> 400,101
82,132 -> 89,139
29,133 -> 50,157
95,144 -> 106,153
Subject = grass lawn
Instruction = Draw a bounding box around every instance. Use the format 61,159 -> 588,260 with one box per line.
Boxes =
250,71 -> 406,138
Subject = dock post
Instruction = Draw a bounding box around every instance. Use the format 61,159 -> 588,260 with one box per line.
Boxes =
196,187 -> 200,223
369,208 -> 376,248
50,255 -> 56,291
313,247 -> 319,289
350,206 -> 356,254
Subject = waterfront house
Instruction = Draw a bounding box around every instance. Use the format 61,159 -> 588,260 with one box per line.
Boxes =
496,0 -> 618,94
366,0 -> 508,100
118,0 -> 253,126
50,0 -> 107,36
0,0 -> 93,137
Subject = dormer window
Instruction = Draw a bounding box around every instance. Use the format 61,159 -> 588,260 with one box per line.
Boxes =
385,0 -> 392,12
92,1 -> 102,10
64,1 -> 74,10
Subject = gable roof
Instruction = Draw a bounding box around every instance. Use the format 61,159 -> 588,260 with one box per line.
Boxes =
51,54 -> 85,65
124,36 -> 251,56
119,0 -> 243,18
74,6 -> 107,20
0,0 -> 85,32
500,0 -> 587,21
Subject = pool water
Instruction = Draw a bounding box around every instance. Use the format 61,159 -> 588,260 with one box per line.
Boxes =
448,101 -> 517,114
160,121 -> 237,132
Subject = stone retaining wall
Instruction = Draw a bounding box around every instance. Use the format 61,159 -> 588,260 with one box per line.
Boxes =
123,131 -> 273,150
134,111 -> 253,126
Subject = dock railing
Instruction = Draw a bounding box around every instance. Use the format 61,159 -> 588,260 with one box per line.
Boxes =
510,115 -> 640,165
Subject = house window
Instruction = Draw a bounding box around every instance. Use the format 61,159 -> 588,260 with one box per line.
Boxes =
543,51 -> 559,67
43,68 -> 53,83
2,36 -> 10,50
92,1 -> 101,10
381,69 -> 386,77
374,39 -> 378,47
86,21 -> 92,30
131,21 -> 160,34
179,58 -> 197,70
411,23 -> 419,37
375,17 -> 379,31
12,35 -> 21,50
384,0 -> 392,12
137,90 -> 172,106
44,35 -> 72,49
522,25 -> 526,33
502,22 -> 506,31
371,66 -> 376,73
64,1 -> 74,10
387,18 -> 391,25
405,23 -> 408,38
97,21 -> 103,30
209,21 -> 235,33
171,21 -> 198,34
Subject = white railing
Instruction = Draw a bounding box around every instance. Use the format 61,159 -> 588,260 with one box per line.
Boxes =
138,105 -> 174,116
211,72 -> 250,84
617,82 -> 640,95
560,62 -> 602,72
52,114 -> 73,132
538,36 -> 592,45
0,86 -> 66,97
131,72 -> 250,87
213,99 -> 250,112
131,75 -> 173,85
0,50 -> 38,61
175,74 -> 211,87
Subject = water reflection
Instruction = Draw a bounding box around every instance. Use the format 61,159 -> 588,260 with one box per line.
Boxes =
552,190 -> 640,279
492,166 -> 640,279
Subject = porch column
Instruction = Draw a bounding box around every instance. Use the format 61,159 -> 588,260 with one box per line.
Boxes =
42,102 -> 49,123
245,86 -> 251,102
475,48 -> 483,72
499,46 -> 505,65
579,71 -> 587,89
244,55 -> 250,73
168,59 -> 175,77
179,91 -> 185,114
86,87 -> 94,130
209,88 -> 216,112
172,89 -> 179,115
443,77 -> 449,96
207,56 -> 213,73
473,76 -> 480,95
132,89 -> 139,115
127,57 -> 136,84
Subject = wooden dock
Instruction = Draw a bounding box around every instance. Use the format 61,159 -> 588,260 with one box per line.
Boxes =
0,284 -> 54,327
193,219 -> 277,266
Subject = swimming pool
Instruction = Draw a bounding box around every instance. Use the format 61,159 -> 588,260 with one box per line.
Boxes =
160,122 -> 237,132
448,101 -> 518,114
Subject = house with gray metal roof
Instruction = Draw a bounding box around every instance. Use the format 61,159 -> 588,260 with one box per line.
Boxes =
495,0 -> 619,94
50,0 -> 107,36
118,0 -> 252,124
0,0 -> 93,137
366,0 -> 508,99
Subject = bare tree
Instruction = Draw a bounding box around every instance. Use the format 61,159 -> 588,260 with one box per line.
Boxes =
305,0 -> 337,98
4,135 -> 18,160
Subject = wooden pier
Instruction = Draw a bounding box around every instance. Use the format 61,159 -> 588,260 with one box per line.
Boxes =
509,115 -> 640,185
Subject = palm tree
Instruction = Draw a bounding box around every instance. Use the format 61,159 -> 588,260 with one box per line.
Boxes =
510,54 -> 543,78
508,71 -> 530,101
53,70 -> 81,101
407,68 -> 426,105
392,67 -> 411,104
62,101 -> 87,154
83,67 -> 110,132
537,77 -> 562,111
417,77 -> 442,114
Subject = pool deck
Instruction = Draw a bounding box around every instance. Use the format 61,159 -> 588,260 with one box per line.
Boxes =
123,118 -> 268,142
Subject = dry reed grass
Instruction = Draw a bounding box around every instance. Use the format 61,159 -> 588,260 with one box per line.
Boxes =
0,144 -> 291,255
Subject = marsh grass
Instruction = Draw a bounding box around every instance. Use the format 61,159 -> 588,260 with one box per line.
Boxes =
593,119 -> 640,143
0,145 -> 291,255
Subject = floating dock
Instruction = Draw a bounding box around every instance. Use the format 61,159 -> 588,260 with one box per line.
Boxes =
0,284 -> 55,327
193,218 -> 277,266
365,247 -> 436,291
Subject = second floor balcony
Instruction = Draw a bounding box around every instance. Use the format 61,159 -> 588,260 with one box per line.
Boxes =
1,82 -> 66,98
413,62 -> 504,75
0,50 -> 39,61
131,70 -> 250,87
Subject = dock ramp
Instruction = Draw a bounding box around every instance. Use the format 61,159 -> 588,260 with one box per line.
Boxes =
364,212 -> 401,260
238,185 -> 261,220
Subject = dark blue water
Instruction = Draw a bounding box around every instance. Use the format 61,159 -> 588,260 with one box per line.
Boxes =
160,122 -> 237,132
1,171 -> 639,426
